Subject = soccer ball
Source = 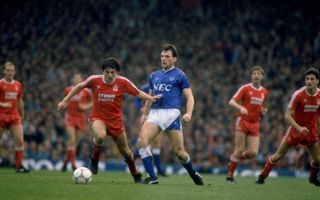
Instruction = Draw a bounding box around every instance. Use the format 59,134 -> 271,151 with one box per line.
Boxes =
73,167 -> 92,184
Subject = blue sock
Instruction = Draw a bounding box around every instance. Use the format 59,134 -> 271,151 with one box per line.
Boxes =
181,155 -> 195,176
133,149 -> 140,159
142,156 -> 157,180
139,147 -> 157,180
152,151 -> 163,174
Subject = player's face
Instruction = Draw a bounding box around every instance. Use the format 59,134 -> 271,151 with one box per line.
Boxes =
305,74 -> 319,90
4,64 -> 15,81
103,68 -> 117,83
251,70 -> 263,85
161,50 -> 176,69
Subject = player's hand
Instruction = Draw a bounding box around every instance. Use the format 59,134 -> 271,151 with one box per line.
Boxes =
297,126 -> 309,136
182,113 -> 192,123
57,101 -> 67,111
240,107 -> 248,116
150,94 -> 163,102
0,102 -> 12,108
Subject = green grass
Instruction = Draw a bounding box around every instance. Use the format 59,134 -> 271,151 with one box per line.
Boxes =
0,168 -> 318,200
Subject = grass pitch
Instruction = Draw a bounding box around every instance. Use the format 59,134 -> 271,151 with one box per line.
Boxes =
0,168 -> 318,200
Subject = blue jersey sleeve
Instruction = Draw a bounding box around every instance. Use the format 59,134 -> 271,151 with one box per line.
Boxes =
179,73 -> 190,90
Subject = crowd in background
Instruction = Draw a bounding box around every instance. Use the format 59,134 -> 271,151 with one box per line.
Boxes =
1,0 -> 320,172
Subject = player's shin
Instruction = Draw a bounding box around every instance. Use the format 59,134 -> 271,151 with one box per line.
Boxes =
139,147 -> 157,180
261,156 -> 276,178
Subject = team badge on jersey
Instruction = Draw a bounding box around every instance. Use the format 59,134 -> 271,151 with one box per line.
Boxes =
169,76 -> 175,81
113,85 -> 118,92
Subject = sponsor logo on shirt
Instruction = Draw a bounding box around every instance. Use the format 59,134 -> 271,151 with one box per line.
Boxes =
250,96 -> 263,105
98,93 -> 115,102
5,92 -> 18,99
153,84 -> 172,92
304,105 -> 318,112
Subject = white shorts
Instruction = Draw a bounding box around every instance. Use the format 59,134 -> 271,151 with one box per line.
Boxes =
146,109 -> 182,131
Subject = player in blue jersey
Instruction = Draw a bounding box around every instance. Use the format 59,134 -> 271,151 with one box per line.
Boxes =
133,83 -> 167,177
137,44 -> 204,185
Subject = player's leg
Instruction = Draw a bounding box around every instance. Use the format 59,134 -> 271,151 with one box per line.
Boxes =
167,130 -> 204,185
256,137 -> 291,184
112,131 -> 142,183
241,135 -> 259,160
9,124 -> 29,173
151,133 -> 166,176
90,120 -> 107,174
62,125 -> 77,171
306,143 -> 320,186
138,121 -> 160,184
226,130 -> 246,182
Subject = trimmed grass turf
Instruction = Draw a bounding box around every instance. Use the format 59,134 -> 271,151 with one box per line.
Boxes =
0,168 -> 318,200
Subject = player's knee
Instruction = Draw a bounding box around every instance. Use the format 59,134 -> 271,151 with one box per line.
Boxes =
137,137 -> 149,148
246,151 -> 258,158
173,147 -> 185,160
119,148 -> 131,158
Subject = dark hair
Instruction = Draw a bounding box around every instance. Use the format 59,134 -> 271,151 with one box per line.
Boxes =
161,44 -> 178,58
250,65 -> 264,75
102,57 -> 121,71
305,67 -> 320,80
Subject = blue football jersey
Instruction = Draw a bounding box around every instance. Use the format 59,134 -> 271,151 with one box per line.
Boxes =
149,67 -> 190,109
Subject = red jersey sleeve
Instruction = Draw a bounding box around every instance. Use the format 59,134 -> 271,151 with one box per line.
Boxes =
233,85 -> 246,101
121,77 -> 139,96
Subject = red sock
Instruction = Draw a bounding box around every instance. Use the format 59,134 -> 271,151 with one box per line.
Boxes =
227,155 -> 240,178
15,150 -> 23,168
92,144 -> 101,161
309,162 -> 319,181
261,157 -> 276,178
69,149 -> 77,169
124,154 -> 138,176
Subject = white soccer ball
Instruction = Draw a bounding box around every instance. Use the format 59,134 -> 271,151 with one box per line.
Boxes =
73,167 -> 92,184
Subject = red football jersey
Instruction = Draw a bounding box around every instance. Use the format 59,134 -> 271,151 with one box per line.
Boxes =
288,86 -> 320,130
80,75 -> 139,121
0,78 -> 23,115
233,83 -> 268,122
65,86 -> 92,118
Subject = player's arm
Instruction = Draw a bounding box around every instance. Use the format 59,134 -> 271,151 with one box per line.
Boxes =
261,95 -> 268,115
0,101 -> 12,108
285,108 -> 309,135
229,98 -> 248,115
18,98 -> 24,122
182,88 -> 194,122
79,92 -> 93,111
58,83 -> 84,111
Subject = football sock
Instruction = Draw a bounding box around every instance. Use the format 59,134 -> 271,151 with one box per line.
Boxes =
309,161 -> 319,180
261,156 -> 276,178
152,149 -> 163,173
227,155 -> 240,178
139,147 -> 157,180
15,148 -> 23,168
180,155 -> 196,175
133,149 -> 140,159
91,144 -> 102,161
124,153 -> 139,175
69,146 -> 77,168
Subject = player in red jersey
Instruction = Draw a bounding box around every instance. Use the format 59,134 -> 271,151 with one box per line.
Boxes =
58,57 -> 161,183
226,66 -> 268,183
61,73 -> 92,172
256,68 -> 320,187
0,61 -> 29,173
